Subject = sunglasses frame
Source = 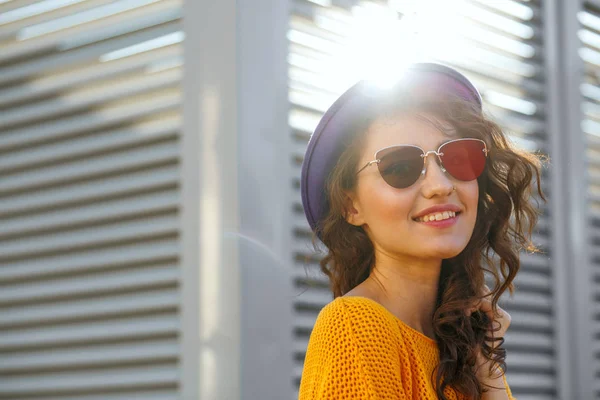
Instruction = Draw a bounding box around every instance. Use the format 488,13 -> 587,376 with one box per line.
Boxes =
356,138 -> 489,185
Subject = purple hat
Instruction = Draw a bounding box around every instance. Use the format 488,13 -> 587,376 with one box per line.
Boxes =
300,62 -> 482,239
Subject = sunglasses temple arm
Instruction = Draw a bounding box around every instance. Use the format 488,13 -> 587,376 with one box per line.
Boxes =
356,160 -> 378,175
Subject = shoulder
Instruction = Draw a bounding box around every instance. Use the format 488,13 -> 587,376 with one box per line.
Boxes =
300,297 -> 407,399
313,296 -> 401,343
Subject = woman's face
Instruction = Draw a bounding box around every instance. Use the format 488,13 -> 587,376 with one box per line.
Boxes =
345,112 -> 479,261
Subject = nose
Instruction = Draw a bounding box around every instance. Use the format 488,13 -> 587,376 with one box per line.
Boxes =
420,153 -> 454,198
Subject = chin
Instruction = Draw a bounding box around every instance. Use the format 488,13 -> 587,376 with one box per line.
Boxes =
429,243 -> 468,260
441,252 -> 463,260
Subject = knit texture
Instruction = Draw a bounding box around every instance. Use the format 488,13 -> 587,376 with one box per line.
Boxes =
298,296 -> 516,400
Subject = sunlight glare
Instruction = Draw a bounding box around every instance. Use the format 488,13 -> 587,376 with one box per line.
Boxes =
332,2 -> 413,90
325,0 -> 468,90
99,31 -> 184,62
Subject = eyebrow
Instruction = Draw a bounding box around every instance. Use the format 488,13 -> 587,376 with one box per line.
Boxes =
414,113 -> 458,139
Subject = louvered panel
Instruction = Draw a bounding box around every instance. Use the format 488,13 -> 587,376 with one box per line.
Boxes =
0,93 -> 179,152
0,0 -> 182,398
0,364 -> 178,396
581,3 -> 600,398
0,262 -> 178,304
0,116 -> 180,173
289,0 -> 556,398
1,288 -> 179,327
0,45 -> 181,109
1,212 -> 177,259
0,70 -> 181,131
0,0 -> 120,31
0,313 -> 178,349
0,141 -> 178,195
0,166 -> 179,218
0,23 -> 182,89
1,338 -> 179,373
0,392 -> 178,400
589,247 -> 600,265
0,189 -> 178,236
0,239 -> 178,282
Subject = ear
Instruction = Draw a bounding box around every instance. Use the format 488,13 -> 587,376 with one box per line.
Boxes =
343,190 -> 366,227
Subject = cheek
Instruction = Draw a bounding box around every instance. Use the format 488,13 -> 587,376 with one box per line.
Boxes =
360,180 -> 415,221
463,182 -> 480,222
466,181 -> 479,204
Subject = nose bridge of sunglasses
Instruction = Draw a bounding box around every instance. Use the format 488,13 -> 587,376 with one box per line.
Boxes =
420,151 -> 447,176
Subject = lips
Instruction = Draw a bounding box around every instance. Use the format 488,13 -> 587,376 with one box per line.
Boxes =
412,204 -> 462,221
415,210 -> 459,222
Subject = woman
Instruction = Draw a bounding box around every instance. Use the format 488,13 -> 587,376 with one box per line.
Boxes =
298,63 -> 543,399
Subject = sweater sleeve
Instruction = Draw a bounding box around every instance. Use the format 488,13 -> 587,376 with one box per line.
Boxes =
298,299 -> 408,400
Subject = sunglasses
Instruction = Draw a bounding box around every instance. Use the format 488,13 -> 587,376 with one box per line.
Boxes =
356,138 -> 488,189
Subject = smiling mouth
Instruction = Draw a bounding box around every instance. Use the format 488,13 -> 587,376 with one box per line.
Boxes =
413,211 -> 461,223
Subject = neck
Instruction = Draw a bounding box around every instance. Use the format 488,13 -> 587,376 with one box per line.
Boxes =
365,252 -> 442,338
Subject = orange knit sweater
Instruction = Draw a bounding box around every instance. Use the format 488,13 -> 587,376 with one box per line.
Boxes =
298,296 -> 515,400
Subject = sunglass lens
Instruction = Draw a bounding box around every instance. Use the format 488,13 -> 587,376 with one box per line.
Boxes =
439,140 -> 486,181
377,146 -> 424,188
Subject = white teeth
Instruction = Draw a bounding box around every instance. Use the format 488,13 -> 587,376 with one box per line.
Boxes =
417,211 -> 457,222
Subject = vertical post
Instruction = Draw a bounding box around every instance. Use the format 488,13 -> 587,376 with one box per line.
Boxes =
180,0 -> 241,399
236,0 -> 294,398
180,0 -> 293,399
545,0 -> 594,398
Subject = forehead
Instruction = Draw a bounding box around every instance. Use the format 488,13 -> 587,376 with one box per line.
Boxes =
363,112 -> 458,156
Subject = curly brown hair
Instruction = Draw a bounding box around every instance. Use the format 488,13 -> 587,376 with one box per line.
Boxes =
306,90 -> 545,399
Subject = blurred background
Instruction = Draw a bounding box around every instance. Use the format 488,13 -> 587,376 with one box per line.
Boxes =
0,0 -> 597,399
